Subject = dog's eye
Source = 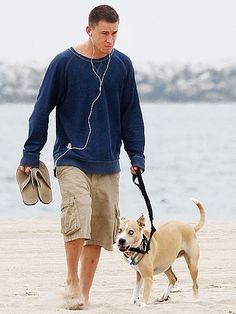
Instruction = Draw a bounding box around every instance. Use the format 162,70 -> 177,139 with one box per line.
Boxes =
128,230 -> 134,236
118,228 -> 122,234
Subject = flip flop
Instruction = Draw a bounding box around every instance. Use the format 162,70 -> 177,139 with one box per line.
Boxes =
32,161 -> 52,204
16,167 -> 38,206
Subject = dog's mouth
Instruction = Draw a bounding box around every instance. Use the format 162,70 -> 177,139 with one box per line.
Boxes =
118,244 -> 130,252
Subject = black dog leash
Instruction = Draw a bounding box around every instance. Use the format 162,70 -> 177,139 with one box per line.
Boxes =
130,169 -> 156,254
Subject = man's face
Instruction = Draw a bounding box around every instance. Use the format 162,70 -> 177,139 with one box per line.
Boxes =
88,20 -> 119,57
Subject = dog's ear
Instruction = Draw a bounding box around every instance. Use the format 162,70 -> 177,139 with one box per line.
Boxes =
120,217 -> 127,225
137,214 -> 145,228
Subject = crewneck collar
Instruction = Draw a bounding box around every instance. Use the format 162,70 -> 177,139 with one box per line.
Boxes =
69,47 -> 114,62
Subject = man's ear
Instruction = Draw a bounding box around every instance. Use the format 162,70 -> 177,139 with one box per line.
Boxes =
137,214 -> 145,228
86,26 -> 92,36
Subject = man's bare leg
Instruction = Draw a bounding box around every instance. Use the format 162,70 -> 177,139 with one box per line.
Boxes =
64,238 -> 84,299
79,245 -> 101,305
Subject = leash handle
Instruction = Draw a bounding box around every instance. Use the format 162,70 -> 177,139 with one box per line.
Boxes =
132,169 -> 156,254
133,169 -> 153,220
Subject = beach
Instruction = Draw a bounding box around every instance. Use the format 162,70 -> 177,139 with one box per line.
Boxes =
0,218 -> 235,314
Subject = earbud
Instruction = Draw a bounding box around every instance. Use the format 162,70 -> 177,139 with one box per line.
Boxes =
89,31 -> 92,37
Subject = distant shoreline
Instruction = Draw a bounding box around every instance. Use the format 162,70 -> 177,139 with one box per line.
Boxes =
1,62 -> 236,103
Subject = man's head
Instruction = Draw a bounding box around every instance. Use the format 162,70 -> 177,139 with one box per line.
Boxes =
86,5 -> 119,57
88,5 -> 119,28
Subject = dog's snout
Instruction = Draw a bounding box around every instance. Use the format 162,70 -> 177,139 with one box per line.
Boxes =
118,238 -> 126,246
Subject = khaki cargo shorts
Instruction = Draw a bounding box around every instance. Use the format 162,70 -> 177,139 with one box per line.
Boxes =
56,166 -> 120,251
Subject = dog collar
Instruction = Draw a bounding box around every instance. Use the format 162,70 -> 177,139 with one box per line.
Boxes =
128,234 -> 148,254
123,252 -> 145,266
123,234 -> 148,266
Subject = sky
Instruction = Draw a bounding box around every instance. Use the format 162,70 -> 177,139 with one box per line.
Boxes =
1,0 -> 236,66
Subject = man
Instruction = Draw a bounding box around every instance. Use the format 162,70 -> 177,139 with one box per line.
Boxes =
19,5 -> 145,308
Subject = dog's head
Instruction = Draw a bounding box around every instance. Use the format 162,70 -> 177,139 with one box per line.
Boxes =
117,214 -> 145,252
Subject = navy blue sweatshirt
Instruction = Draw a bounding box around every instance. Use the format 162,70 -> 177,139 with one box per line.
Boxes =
21,47 -> 145,174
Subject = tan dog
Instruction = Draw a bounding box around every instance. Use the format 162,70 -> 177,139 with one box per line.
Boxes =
117,198 -> 205,307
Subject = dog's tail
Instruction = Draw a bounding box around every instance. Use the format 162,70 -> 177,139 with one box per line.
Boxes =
191,198 -> 206,232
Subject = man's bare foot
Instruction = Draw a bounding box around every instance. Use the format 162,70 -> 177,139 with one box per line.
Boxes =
82,299 -> 91,308
66,285 -> 81,299
65,302 -> 84,311
63,286 -> 84,310
62,278 -> 84,309
66,278 -> 81,298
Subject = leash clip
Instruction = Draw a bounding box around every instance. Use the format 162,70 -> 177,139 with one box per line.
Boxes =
128,256 -> 135,265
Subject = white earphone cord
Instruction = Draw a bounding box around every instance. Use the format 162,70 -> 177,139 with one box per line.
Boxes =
54,37 -> 111,168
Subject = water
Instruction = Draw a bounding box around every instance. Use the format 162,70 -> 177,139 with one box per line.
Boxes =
0,103 -> 235,222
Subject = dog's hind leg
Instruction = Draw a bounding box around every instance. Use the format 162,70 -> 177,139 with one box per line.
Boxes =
129,271 -> 143,304
184,253 -> 199,298
155,267 -> 177,303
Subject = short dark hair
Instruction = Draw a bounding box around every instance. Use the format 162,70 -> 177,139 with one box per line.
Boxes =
88,5 -> 119,27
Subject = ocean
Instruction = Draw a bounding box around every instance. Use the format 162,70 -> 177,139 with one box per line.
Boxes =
0,103 -> 235,222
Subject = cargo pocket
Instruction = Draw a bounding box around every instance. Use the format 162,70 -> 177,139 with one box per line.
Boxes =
113,205 -> 120,243
61,197 -> 80,236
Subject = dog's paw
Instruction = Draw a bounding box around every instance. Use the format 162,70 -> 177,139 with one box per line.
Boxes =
140,302 -> 147,308
129,298 -> 137,304
154,295 -> 170,303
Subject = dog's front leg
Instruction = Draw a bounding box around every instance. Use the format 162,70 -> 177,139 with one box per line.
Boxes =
129,271 -> 143,304
140,276 -> 153,307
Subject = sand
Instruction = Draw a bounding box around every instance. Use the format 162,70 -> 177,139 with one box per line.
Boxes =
0,217 -> 235,314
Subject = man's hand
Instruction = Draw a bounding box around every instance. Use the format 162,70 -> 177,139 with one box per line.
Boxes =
130,166 -> 144,175
20,166 -> 32,175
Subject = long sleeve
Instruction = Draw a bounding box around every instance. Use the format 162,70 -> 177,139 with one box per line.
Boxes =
20,55 -> 67,167
121,62 -> 145,170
